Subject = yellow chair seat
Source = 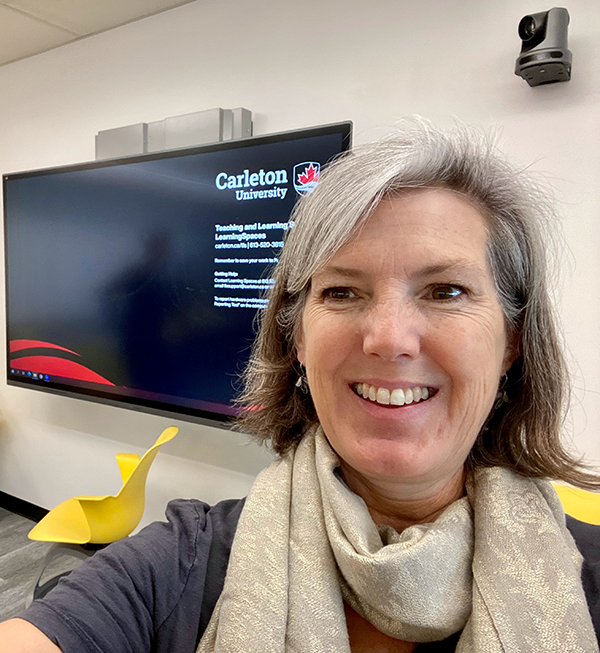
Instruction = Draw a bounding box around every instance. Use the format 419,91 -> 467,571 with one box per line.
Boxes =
29,426 -> 178,544
553,484 -> 600,525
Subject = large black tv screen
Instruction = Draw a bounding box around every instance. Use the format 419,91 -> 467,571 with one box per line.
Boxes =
3,122 -> 352,425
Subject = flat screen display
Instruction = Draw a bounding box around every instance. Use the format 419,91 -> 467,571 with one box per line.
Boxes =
3,122 -> 352,425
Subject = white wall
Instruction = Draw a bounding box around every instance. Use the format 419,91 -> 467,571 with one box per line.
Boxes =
0,0 -> 599,525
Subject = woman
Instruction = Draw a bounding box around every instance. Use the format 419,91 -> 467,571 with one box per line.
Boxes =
2,123 -> 599,652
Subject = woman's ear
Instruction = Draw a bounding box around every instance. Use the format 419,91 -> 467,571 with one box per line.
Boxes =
295,325 -> 306,365
502,330 -> 520,375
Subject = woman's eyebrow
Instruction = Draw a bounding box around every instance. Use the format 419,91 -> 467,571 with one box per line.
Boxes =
315,260 -> 485,280
416,260 -> 486,278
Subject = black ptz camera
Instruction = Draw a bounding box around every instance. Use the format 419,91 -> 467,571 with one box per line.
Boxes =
515,7 -> 572,87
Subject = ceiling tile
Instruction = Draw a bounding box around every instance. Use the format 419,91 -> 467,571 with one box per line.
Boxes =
3,0 -> 194,35
0,4 -> 74,66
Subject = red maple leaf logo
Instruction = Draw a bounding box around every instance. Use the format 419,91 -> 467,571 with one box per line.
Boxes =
298,164 -> 319,186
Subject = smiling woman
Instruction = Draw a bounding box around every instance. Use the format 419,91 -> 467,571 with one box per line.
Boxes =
231,124 -> 600,651
239,127 -> 584,484
3,124 -> 600,653
294,192 -> 515,527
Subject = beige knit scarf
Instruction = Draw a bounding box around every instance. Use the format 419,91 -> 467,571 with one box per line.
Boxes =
198,427 -> 598,652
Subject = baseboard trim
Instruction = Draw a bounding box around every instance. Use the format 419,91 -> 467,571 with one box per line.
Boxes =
0,491 -> 48,522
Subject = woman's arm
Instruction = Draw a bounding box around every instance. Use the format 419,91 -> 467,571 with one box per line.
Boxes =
2,498 -> 242,653
0,618 -> 61,652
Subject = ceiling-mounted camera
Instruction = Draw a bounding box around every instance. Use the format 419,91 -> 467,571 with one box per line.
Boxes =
515,7 -> 571,87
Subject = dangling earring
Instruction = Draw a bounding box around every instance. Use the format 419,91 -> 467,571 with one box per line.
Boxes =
295,364 -> 310,394
494,374 -> 509,409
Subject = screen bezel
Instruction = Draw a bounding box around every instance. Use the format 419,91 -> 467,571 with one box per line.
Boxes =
3,121 -> 352,428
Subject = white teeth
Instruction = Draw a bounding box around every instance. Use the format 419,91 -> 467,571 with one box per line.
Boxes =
376,387 -> 390,405
355,383 -> 432,407
390,388 -> 405,406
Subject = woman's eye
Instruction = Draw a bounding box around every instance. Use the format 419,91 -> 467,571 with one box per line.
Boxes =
323,287 -> 356,301
430,285 -> 464,300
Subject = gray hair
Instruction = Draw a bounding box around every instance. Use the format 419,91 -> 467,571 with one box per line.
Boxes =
237,122 -> 599,489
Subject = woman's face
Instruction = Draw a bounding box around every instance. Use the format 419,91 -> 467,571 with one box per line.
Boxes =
295,190 -> 515,491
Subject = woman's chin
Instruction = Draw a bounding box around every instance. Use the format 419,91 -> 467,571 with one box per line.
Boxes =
333,430 -> 455,486
317,390 -> 471,489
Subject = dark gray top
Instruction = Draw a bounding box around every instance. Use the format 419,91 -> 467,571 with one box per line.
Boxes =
20,499 -> 600,652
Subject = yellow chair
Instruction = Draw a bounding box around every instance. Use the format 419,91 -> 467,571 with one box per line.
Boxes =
553,484 -> 600,525
26,426 -> 178,604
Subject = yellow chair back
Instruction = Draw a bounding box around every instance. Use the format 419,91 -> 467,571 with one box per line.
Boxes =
29,426 -> 178,544
553,484 -> 600,525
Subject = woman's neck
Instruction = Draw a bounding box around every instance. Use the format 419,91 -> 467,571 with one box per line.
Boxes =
338,463 -> 466,532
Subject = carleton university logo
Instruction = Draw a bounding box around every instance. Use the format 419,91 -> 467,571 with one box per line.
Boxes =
293,162 -> 320,196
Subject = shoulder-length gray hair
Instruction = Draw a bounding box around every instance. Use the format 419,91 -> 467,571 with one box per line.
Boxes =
237,122 -> 599,489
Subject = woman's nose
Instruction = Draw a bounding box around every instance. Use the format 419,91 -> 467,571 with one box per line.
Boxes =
362,298 -> 422,361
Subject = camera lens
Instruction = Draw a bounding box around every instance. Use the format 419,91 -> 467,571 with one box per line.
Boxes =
518,16 -> 536,40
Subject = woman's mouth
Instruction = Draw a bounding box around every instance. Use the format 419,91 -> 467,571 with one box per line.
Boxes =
352,383 -> 436,407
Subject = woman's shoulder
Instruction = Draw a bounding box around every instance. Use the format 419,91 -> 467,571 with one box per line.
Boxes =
160,496 -> 245,547
566,515 -> 600,563
167,497 -> 246,638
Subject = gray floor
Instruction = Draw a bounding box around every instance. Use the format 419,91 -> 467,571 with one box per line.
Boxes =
0,508 -> 80,622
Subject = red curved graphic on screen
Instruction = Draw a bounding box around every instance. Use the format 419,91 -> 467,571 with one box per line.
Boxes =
9,340 -> 80,355
11,356 -> 114,386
